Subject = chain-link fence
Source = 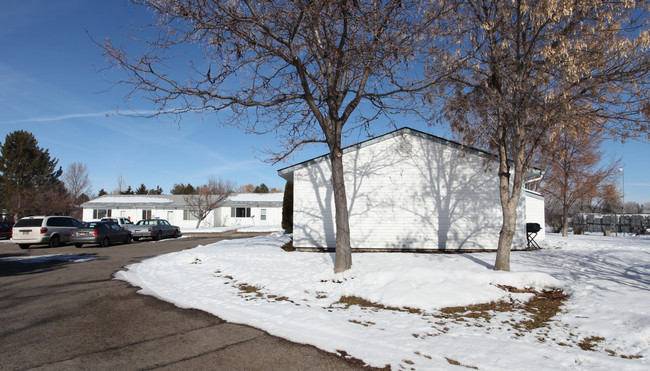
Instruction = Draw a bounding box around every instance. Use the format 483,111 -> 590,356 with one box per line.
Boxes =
571,214 -> 650,235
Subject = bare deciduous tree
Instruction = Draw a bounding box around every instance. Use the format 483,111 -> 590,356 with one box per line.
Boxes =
112,174 -> 127,195
433,0 -> 650,270
63,162 -> 92,202
539,129 -> 621,236
598,183 -> 624,213
101,0 -> 451,272
184,176 -> 236,228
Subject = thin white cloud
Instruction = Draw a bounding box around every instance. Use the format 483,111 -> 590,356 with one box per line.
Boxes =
0,111 -> 112,124
0,109 -> 161,125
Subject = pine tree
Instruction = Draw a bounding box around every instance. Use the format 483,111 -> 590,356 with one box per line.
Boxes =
120,186 -> 135,195
0,130 -> 64,219
135,183 -> 148,195
147,186 -> 163,195
254,183 -> 269,193
170,183 -> 196,195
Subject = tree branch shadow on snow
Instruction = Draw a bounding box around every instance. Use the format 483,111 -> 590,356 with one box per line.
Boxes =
520,248 -> 650,291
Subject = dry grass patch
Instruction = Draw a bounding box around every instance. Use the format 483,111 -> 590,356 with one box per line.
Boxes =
578,336 -> 605,351
334,296 -> 421,314
439,286 -> 568,332
445,357 -> 478,369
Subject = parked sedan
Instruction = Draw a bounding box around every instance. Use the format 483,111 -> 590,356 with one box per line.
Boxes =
129,219 -> 181,241
71,221 -> 132,248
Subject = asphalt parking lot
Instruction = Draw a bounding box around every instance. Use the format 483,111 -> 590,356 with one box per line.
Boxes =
0,235 -> 376,370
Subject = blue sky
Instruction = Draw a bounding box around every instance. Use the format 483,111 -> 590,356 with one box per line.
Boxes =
1,1 -> 649,204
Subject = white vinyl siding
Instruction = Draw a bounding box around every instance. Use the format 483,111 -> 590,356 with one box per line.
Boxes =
525,191 -> 546,240
292,132 -> 527,251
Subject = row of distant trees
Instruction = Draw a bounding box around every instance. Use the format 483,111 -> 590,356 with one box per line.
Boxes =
95,181 -> 280,197
0,130 -> 281,223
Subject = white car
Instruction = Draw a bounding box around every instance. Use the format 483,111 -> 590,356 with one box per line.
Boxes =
100,217 -> 134,228
11,216 -> 81,249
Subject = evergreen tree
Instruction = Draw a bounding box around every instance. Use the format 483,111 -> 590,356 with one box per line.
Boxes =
147,186 -> 163,195
170,183 -> 196,195
120,186 -> 135,195
135,183 -> 148,195
254,183 -> 269,193
98,188 -> 108,197
281,181 -> 293,233
0,131 -> 64,219
77,193 -> 90,204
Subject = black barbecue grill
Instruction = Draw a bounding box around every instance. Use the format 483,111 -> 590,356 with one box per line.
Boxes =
526,223 -> 541,249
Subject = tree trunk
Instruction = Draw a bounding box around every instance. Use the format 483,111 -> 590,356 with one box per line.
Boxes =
495,181 -> 518,271
330,149 -> 352,273
494,131 -> 524,271
561,203 -> 569,237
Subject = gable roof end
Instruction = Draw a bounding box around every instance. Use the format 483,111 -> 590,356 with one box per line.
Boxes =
277,127 -> 543,181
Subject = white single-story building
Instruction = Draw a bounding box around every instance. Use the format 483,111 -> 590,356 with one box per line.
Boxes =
278,127 -> 545,252
81,193 -> 283,229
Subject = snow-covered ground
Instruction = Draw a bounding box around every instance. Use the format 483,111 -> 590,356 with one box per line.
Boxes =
114,232 -> 649,370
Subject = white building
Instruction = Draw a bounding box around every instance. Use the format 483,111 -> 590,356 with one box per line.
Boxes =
278,127 -> 544,252
81,193 -> 283,229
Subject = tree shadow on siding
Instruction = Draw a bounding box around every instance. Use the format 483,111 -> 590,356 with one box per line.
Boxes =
295,146 -> 400,254
295,132 -> 504,253
296,161 -> 335,249
407,139 -> 499,251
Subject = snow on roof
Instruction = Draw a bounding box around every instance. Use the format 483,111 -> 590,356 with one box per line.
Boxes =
86,196 -> 173,204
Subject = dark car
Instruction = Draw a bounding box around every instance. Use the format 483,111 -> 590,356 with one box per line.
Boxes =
0,221 -> 13,239
70,221 -> 132,248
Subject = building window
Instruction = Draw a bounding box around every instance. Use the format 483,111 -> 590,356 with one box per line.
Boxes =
261,209 -> 267,221
93,209 -> 112,219
142,209 -> 152,220
231,207 -> 251,218
183,210 -> 198,221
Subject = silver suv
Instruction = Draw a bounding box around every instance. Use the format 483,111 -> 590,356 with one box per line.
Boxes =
11,216 -> 81,249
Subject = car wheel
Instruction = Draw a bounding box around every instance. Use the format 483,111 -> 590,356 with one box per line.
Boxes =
153,231 -> 162,241
100,237 -> 110,247
124,235 -> 132,244
19,244 -> 30,249
173,229 -> 179,238
75,244 -> 83,248
49,235 -> 60,248
133,237 -> 140,241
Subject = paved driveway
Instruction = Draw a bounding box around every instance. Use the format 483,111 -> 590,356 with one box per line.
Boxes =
0,235 -> 375,370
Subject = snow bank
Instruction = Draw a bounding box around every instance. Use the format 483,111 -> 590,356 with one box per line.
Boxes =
115,232 -> 650,370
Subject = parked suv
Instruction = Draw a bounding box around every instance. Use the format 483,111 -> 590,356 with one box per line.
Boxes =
11,216 -> 81,249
